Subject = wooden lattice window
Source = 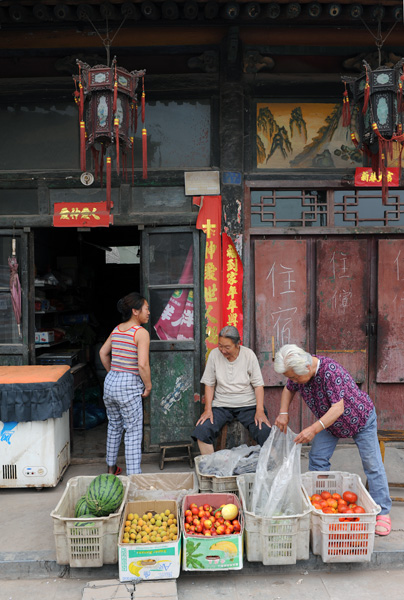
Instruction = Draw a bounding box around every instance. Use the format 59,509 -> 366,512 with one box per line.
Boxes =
334,191 -> 404,227
250,190 -> 328,227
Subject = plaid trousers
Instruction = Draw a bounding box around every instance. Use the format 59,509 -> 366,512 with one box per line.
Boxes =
103,370 -> 144,475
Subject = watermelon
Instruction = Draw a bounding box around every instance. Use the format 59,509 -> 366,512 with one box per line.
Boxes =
85,474 -> 124,517
74,495 -> 96,518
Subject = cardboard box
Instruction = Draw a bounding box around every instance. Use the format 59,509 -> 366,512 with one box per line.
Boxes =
182,493 -> 244,571
118,500 -> 181,582
35,331 -> 55,343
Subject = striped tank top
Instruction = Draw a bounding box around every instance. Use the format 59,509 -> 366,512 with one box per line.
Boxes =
110,325 -> 142,374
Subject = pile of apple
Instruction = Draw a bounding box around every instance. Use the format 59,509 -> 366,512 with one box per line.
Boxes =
309,490 -> 366,521
184,502 -> 241,536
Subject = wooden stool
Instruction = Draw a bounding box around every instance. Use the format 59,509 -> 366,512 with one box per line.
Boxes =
159,441 -> 193,470
378,430 -> 404,502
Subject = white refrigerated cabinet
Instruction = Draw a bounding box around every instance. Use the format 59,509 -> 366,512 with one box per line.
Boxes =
0,410 -> 70,488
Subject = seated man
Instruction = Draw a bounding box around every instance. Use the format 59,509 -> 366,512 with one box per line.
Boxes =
191,325 -> 271,455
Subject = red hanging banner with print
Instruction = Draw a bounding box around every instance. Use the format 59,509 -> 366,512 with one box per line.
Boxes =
222,233 -> 243,342
196,195 -> 222,357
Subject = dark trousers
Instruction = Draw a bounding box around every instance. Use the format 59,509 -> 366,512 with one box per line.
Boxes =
191,405 -> 271,446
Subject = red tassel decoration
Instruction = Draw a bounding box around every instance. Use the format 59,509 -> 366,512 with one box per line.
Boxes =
131,136 -> 134,185
113,62 -> 118,116
79,120 -> 86,172
106,157 -> 112,210
362,69 -> 370,115
134,102 -> 138,133
79,83 -> 84,122
99,144 -> 105,187
114,118 -> 120,174
342,83 -> 351,127
350,132 -> 359,148
91,147 -> 99,180
142,128 -> 147,180
141,77 -> 145,124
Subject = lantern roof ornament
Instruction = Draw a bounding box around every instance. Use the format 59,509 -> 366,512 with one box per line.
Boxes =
341,17 -> 404,204
72,16 -> 147,212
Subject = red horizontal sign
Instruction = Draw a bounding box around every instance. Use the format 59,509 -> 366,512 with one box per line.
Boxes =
53,202 -> 113,227
355,167 -> 400,187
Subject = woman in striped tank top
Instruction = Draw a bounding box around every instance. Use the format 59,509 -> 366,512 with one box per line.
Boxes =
99,292 -> 152,475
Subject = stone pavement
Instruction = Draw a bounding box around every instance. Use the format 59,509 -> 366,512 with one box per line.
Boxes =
1,433 -> 404,599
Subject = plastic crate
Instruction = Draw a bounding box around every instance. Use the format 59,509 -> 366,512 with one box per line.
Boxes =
194,454 -> 239,493
50,475 -> 130,567
236,473 -> 311,565
301,471 -> 381,563
129,471 -> 198,502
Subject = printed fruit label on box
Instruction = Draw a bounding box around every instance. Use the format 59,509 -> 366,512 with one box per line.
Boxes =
119,541 -> 181,581
182,534 -> 243,570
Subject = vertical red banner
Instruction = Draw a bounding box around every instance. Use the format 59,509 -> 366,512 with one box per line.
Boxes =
222,233 -> 243,342
196,195 -> 222,357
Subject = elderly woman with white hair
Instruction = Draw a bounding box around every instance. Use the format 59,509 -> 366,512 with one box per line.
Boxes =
192,325 -> 271,455
273,344 -> 392,536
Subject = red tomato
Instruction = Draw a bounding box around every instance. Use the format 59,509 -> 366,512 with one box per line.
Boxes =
203,504 -> 212,512
189,503 -> 198,510
322,507 -> 335,513
185,515 -> 193,524
185,509 -> 192,517
321,491 -> 331,500
191,507 -> 199,515
312,502 -> 322,510
326,498 -> 338,509
338,499 -> 347,507
353,506 -> 366,513
311,494 -> 322,503
215,510 -> 222,519
342,491 -> 358,504
332,493 -> 341,500
195,524 -> 203,533
337,505 -> 348,513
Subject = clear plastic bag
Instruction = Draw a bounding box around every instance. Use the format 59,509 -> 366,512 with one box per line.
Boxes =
251,425 -> 303,517
198,444 -> 259,476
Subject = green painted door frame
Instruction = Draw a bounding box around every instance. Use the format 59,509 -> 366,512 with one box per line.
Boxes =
141,226 -> 201,452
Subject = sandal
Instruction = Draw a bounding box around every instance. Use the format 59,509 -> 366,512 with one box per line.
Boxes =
109,465 -> 122,476
375,515 -> 391,536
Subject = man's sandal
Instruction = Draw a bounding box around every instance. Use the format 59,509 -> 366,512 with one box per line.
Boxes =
375,515 -> 391,536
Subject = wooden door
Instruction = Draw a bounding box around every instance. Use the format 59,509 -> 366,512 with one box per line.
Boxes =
254,235 -> 404,430
141,227 -> 200,451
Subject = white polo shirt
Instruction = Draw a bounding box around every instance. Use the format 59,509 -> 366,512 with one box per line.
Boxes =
201,346 -> 264,408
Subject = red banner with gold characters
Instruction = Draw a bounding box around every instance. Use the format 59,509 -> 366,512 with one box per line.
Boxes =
196,195 -> 222,357
355,167 -> 399,187
222,232 -> 243,342
53,202 -> 113,227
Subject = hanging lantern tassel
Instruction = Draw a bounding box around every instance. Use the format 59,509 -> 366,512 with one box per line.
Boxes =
141,77 -> 145,124
114,118 -> 120,174
342,83 -> 351,127
79,82 -> 84,122
131,136 -> 135,185
106,156 -> 112,210
80,120 -> 86,172
362,69 -> 370,115
142,128 -> 147,179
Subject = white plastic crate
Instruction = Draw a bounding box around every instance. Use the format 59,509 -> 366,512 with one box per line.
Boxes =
129,471 -> 198,502
236,473 -> 311,565
50,475 -> 130,568
301,471 -> 381,563
194,454 -> 239,493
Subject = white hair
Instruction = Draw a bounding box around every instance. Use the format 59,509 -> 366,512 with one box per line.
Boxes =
274,344 -> 312,375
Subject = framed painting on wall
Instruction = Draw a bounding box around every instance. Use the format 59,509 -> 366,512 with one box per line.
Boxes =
256,102 -> 362,170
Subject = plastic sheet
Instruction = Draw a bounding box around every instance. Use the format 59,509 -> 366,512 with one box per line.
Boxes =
251,426 -> 302,518
198,444 -> 260,477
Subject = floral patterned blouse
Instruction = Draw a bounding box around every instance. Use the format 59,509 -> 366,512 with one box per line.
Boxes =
286,356 -> 374,438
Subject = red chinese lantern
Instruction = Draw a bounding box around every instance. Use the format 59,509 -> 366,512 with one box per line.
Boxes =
73,57 -> 147,208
